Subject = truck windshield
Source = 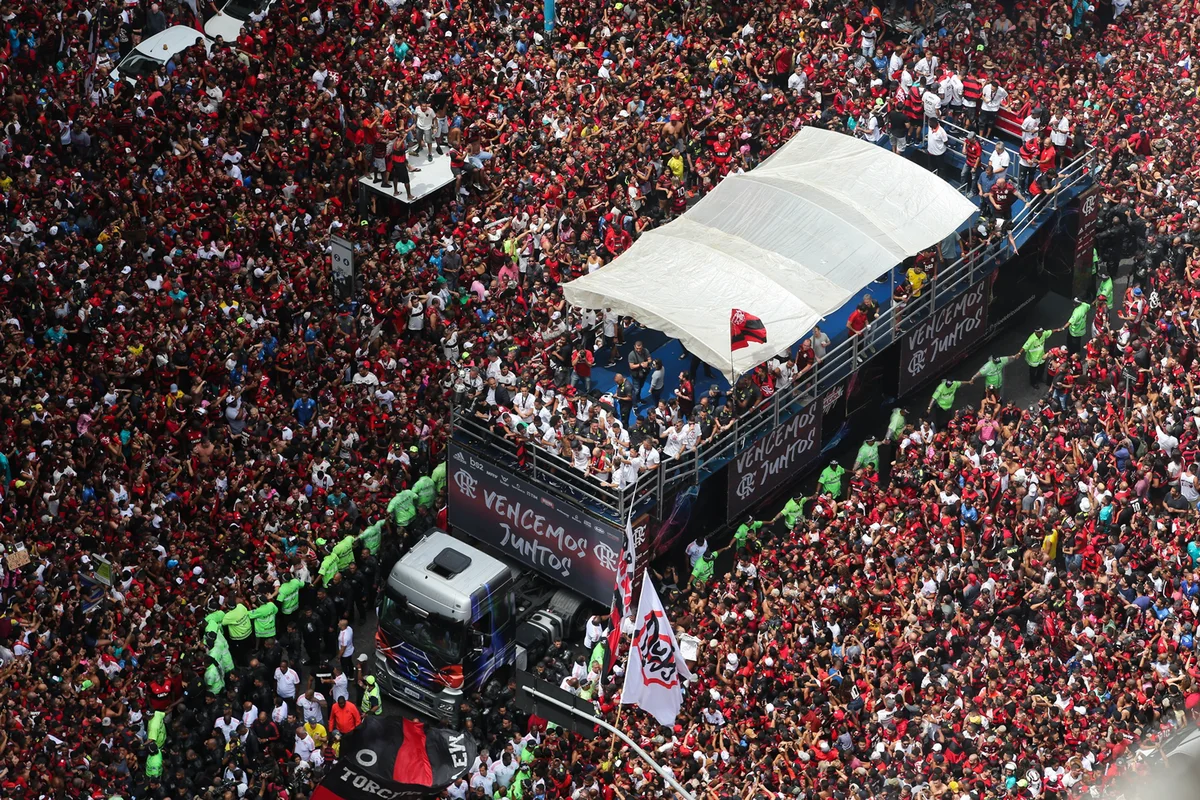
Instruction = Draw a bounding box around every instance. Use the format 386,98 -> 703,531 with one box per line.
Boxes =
378,594 -> 465,663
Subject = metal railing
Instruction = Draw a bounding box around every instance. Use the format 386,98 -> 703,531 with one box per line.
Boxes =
451,146 -> 1096,520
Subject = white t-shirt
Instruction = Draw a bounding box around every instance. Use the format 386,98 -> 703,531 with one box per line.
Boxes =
338,626 -> 355,658
297,693 -> 326,723
275,667 -> 301,699
927,126 -> 949,156
415,107 -> 436,131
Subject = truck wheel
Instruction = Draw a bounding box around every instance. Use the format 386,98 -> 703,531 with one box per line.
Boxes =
547,590 -> 587,635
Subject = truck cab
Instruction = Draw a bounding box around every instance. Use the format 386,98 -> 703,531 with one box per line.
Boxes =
375,530 -> 589,723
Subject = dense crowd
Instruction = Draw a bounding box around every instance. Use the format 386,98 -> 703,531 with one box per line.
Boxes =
2,0 -> 1200,797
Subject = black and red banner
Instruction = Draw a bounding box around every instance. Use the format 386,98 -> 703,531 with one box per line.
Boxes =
312,717 -> 475,800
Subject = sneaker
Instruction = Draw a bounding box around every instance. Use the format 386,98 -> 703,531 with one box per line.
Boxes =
428,155 -> 434,163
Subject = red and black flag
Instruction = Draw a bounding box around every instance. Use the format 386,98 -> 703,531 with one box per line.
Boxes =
730,308 -> 768,351
312,716 -> 475,800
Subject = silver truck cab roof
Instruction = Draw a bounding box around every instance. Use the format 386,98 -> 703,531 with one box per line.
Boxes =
386,531 -> 511,622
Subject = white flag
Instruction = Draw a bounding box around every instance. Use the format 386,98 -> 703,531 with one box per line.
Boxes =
621,571 -> 693,728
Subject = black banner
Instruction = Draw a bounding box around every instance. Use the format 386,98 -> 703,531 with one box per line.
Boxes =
447,443 -> 623,604
898,279 -> 989,395
1072,186 -> 1101,300
726,401 -> 822,521
313,717 -> 474,800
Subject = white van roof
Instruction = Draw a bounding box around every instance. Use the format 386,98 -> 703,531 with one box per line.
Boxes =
132,26 -> 213,62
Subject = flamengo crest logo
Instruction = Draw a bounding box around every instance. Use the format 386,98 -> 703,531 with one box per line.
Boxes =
453,469 -> 478,499
731,309 -> 746,326
634,607 -> 680,689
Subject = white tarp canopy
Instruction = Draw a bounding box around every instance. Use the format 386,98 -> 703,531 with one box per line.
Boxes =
562,127 -> 978,382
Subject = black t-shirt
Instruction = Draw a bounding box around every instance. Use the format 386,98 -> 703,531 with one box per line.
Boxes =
889,109 -> 909,137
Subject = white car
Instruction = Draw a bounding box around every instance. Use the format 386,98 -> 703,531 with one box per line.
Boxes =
110,26 -> 214,86
204,0 -> 277,42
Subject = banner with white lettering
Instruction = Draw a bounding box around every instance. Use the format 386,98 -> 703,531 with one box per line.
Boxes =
312,717 -> 475,800
898,279 -> 990,395
447,443 -> 625,603
726,401 -> 822,522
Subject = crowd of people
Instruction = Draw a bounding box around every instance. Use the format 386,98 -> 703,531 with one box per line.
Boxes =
1,0 -> 1199,797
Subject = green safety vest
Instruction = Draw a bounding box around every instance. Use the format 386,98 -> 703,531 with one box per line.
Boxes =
734,520 -> 762,548
431,462 -> 447,495
358,520 -> 385,555
249,602 -> 278,639
144,750 -> 163,778
1096,275 -> 1113,304
855,441 -> 879,468
204,610 -> 226,634
277,579 -> 304,615
413,475 -> 436,507
333,535 -> 356,570
691,555 -> 715,585
932,381 -> 961,411
818,465 -> 845,496
1068,302 -> 1090,337
387,490 -> 418,526
223,604 -> 252,641
319,554 -> 340,587
210,636 -> 234,675
148,711 -> 167,749
361,684 -> 382,716
205,661 -> 225,695
977,357 -> 1009,388
886,409 -> 906,442
780,498 -> 805,529
1022,331 -> 1052,366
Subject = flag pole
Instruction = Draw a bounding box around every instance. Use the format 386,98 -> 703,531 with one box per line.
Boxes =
518,685 -> 697,800
607,702 -> 626,763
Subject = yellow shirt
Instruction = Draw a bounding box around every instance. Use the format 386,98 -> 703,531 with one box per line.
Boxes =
667,155 -> 684,179
907,268 -> 927,297
305,722 -> 328,748
1042,529 -> 1059,560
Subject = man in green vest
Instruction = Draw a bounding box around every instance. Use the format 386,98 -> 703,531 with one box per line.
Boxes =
206,631 -> 234,675
928,378 -> 966,430
1020,327 -> 1055,388
885,408 -> 907,443
204,655 -> 225,696
854,435 -> 880,470
319,550 -> 340,588
147,710 -> 167,749
1095,271 -> 1113,307
413,473 -> 436,508
144,741 -> 163,779
1066,297 -> 1090,355
360,674 -> 383,716
690,548 -> 719,587
387,487 -> 419,529
222,596 -> 254,666
431,461 -> 447,496
203,603 -> 226,637
333,533 -> 357,570
975,355 -> 1013,397
249,595 -> 279,645
771,495 -> 807,533
357,519 -> 385,555
733,518 -> 763,552
818,460 -> 846,498
275,572 -> 305,653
